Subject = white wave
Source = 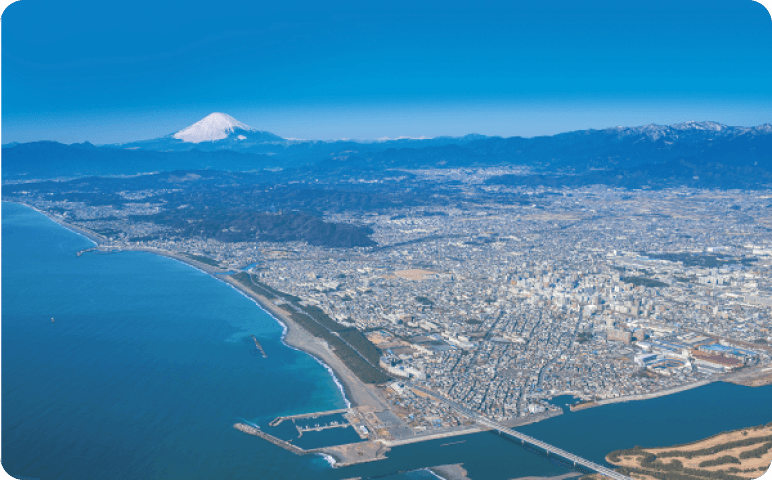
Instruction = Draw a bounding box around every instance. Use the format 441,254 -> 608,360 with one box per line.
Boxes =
317,453 -> 337,467
425,468 -> 446,480
310,354 -> 351,409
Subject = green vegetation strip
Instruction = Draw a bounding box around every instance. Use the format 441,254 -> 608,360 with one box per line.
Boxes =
698,456 -> 740,468
608,422 -> 772,463
621,276 -> 669,288
616,466 -> 747,480
607,427 -> 772,480
230,272 -> 389,384
286,309 -> 390,384
738,441 -> 772,459
415,296 -> 434,306
230,272 -> 300,302
656,435 -> 772,459
184,254 -> 220,267
644,252 -> 757,268
338,328 -> 383,366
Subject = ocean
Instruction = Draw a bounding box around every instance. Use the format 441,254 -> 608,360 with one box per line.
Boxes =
3,202 -> 771,480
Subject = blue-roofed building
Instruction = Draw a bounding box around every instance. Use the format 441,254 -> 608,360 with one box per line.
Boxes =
698,344 -> 760,362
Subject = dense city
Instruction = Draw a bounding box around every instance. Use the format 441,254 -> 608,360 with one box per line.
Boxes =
9,172 -> 772,437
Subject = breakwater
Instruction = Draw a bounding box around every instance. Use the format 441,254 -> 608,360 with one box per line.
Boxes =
234,423 -> 309,455
75,245 -> 122,256
251,335 -> 267,357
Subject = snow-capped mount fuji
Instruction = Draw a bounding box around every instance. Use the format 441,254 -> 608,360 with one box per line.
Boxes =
173,112 -> 254,143
120,113 -> 288,152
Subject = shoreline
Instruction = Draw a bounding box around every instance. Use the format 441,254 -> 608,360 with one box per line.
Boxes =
12,202 -> 388,414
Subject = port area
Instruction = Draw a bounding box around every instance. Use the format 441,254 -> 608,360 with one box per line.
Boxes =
235,421 -> 389,466
235,406 -> 392,467
234,405 -> 488,467
234,403 -> 572,468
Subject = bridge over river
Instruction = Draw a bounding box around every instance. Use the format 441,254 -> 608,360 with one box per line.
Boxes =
408,383 -> 633,480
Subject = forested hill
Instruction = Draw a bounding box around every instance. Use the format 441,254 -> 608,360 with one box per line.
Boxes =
144,209 -> 376,248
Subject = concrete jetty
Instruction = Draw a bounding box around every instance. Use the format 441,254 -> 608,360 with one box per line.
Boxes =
269,408 -> 350,427
297,421 -> 348,435
75,245 -> 122,256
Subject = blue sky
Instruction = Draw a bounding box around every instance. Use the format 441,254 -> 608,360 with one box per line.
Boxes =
2,0 -> 771,144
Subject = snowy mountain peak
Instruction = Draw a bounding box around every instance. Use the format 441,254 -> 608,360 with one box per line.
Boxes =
173,113 -> 253,143
604,121 -> 763,141
671,120 -> 727,131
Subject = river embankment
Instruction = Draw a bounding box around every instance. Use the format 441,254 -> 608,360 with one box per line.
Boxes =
571,365 -> 772,413
570,378 -> 715,411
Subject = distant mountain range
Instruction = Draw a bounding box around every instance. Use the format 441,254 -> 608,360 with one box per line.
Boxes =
3,113 -> 771,188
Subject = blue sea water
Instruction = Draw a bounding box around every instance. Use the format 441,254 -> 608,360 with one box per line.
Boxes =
1,203 -> 346,479
3,202 -> 772,480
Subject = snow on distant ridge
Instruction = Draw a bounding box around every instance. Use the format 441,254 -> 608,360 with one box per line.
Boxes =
376,135 -> 433,141
173,113 -> 253,143
602,121 -> 772,141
